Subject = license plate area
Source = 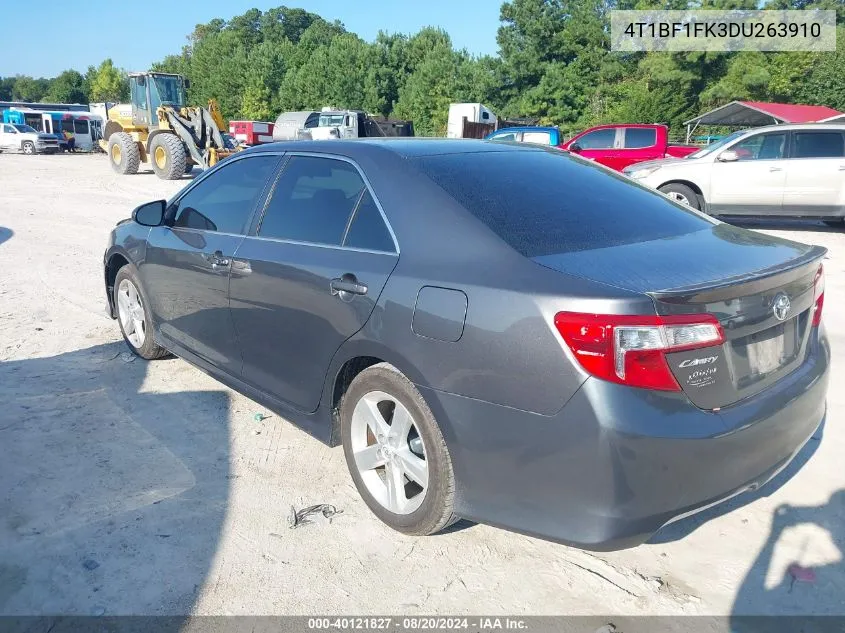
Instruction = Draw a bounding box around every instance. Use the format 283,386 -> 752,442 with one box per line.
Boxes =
733,318 -> 799,388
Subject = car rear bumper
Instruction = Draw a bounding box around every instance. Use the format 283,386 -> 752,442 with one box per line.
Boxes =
418,328 -> 829,550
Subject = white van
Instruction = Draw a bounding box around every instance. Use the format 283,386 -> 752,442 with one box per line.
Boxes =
446,103 -> 497,139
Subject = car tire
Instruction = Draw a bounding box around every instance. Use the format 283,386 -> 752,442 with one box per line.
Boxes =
341,363 -> 458,535
659,183 -> 700,210
22,141 -> 35,155
150,134 -> 187,180
108,132 -> 140,175
113,265 -> 168,360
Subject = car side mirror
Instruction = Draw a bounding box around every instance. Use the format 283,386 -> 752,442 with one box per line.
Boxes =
132,200 -> 166,227
717,150 -> 739,162
570,143 -> 583,152
184,79 -> 191,90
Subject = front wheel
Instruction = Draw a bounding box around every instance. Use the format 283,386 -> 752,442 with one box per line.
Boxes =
659,183 -> 701,210
341,364 -> 457,535
108,132 -> 140,175
150,134 -> 187,180
113,265 -> 168,360
22,141 -> 35,155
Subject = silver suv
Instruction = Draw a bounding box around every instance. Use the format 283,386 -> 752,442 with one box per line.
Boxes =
625,123 -> 845,226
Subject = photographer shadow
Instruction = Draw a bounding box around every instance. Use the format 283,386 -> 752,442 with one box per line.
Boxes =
0,341 -> 231,617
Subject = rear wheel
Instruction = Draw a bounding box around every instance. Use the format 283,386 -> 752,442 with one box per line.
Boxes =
114,265 -> 168,360
108,132 -> 140,175
150,134 -> 187,180
22,141 -> 35,155
659,183 -> 700,210
341,363 -> 457,536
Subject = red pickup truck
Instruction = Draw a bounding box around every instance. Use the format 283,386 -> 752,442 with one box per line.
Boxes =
559,124 -> 699,172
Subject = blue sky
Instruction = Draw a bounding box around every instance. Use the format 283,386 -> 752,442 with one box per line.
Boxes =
0,0 -> 503,77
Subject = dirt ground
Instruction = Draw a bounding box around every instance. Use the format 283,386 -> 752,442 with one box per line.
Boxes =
0,153 -> 842,617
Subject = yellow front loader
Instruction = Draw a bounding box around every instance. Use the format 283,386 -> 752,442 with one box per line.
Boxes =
101,72 -> 240,180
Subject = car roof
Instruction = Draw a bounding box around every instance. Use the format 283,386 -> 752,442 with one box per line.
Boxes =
246,138 -> 537,159
736,122 -> 845,134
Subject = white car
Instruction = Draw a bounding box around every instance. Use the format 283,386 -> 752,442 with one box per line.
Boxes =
0,123 -> 60,155
625,123 -> 845,226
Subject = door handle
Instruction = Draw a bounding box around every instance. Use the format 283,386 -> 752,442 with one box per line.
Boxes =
208,250 -> 230,269
769,166 -> 782,172
330,274 -> 368,298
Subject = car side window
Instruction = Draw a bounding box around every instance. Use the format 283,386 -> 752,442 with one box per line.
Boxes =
792,132 -> 845,159
172,155 -> 278,234
259,156 -> 366,245
343,191 -> 395,252
492,132 -> 517,141
623,128 -> 657,149
575,129 -> 615,149
2,124 -> 15,133
522,131 -> 551,145
731,133 -> 786,161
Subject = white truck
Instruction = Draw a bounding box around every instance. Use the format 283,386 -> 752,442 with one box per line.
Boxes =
308,109 -> 386,140
0,122 -> 60,154
446,103 -> 497,139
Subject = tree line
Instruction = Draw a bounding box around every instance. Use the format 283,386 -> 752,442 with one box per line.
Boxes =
2,1 -> 843,137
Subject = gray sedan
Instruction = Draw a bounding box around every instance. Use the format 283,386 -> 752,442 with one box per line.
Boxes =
104,139 -> 829,550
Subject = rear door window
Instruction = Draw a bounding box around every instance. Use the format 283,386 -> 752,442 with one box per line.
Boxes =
413,149 -> 711,257
791,132 -> 845,158
343,191 -> 395,252
522,131 -> 552,145
172,155 -> 278,234
731,133 -> 787,160
258,156 -> 366,245
623,128 -> 657,149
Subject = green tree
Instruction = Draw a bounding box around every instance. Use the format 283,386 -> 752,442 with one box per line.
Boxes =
12,76 -> 49,102
88,59 -> 129,102
0,77 -> 15,101
45,70 -> 88,103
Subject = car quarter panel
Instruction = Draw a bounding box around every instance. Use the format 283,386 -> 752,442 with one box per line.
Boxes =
313,149 -> 654,415
417,326 -> 828,550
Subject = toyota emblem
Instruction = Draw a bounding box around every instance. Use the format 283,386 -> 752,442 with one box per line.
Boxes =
772,293 -> 791,321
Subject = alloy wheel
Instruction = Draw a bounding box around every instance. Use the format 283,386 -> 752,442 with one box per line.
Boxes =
666,191 -> 690,205
350,390 -> 428,515
117,278 -> 146,348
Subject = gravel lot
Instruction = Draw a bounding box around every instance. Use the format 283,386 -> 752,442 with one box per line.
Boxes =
0,153 -> 842,617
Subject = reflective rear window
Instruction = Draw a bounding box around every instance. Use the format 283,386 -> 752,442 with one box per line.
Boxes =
412,149 -> 710,257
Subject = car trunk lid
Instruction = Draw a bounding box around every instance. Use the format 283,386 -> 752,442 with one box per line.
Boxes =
535,223 -> 826,409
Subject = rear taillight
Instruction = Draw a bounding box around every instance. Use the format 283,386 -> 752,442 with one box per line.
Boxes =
812,264 -> 824,327
554,312 -> 725,391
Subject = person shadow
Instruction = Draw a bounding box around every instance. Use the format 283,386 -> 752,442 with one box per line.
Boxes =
729,489 -> 845,631
0,341 -> 231,619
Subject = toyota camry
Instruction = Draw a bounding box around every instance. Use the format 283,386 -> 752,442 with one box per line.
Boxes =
103,139 -> 829,550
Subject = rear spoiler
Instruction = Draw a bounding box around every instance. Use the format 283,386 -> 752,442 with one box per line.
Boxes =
649,245 -> 827,302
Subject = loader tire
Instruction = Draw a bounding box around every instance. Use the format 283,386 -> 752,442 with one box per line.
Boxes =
150,133 -> 187,181
108,132 -> 140,175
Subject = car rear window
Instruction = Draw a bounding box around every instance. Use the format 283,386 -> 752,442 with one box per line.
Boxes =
411,149 -> 711,257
